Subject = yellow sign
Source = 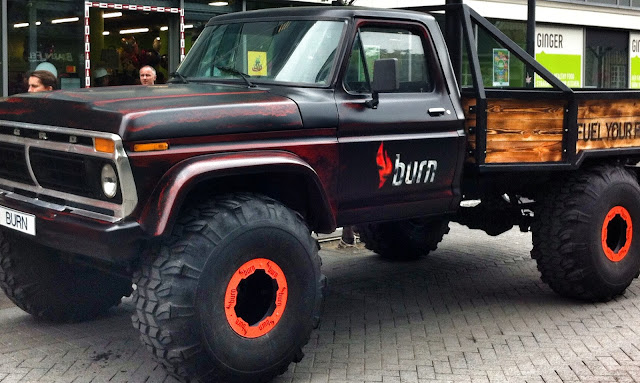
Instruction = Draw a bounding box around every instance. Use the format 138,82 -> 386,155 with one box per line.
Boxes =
248,51 -> 267,76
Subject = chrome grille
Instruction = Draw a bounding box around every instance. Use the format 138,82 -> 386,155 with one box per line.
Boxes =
30,148 -> 109,200
0,142 -> 34,185
0,120 -> 138,222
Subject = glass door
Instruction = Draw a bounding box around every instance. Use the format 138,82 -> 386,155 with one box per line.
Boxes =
85,2 -> 184,87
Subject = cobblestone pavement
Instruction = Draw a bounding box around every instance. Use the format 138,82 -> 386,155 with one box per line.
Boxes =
0,224 -> 639,382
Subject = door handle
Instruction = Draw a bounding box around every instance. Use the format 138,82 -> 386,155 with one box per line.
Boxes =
428,107 -> 446,116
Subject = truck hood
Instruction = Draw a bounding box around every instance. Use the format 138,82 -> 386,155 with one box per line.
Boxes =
0,83 -> 303,141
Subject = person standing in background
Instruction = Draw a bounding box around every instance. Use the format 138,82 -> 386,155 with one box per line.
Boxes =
28,70 -> 57,92
139,66 -> 156,85
93,68 -> 111,87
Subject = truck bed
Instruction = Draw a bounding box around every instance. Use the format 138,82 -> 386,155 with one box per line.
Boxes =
462,91 -> 640,166
413,4 -> 640,170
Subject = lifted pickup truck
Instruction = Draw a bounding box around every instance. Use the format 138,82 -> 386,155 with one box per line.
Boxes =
2,4 -> 640,382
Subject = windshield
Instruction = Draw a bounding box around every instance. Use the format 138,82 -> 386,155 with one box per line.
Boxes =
177,20 -> 346,86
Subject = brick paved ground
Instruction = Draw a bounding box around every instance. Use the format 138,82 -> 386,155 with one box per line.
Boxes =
0,224 -> 639,382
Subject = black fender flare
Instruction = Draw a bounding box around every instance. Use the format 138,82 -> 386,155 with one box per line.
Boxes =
138,150 -> 336,237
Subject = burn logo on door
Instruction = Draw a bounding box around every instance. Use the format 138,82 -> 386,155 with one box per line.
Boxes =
376,142 -> 438,189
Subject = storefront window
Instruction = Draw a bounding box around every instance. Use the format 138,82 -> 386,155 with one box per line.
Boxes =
585,28 -> 628,88
88,6 -> 177,86
461,19 -> 528,88
7,0 -> 83,95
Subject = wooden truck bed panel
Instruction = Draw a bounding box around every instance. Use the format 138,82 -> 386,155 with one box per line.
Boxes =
463,97 -> 564,163
577,99 -> 640,152
463,96 -> 640,165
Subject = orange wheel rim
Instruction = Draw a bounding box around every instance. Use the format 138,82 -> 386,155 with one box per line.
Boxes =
224,258 -> 288,338
602,206 -> 633,262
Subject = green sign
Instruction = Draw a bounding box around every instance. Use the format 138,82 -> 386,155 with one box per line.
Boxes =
631,57 -> 640,89
493,49 -> 509,86
535,52 -> 582,88
534,25 -> 583,88
630,33 -> 640,89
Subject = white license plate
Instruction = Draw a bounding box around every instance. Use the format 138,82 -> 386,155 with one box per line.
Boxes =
0,205 -> 36,236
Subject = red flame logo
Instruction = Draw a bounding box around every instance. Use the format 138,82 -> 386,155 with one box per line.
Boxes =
376,142 -> 392,188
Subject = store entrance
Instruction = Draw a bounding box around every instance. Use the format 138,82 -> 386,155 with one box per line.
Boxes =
87,3 -> 182,87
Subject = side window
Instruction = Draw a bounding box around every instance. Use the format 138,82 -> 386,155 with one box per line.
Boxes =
344,33 -> 371,93
344,25 -> 433,94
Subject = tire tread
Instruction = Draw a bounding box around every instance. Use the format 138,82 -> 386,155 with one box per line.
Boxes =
531,165 -> 640,301
131,193 -> 324,382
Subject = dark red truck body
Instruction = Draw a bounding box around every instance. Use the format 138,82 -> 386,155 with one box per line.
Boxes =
5,5 -> 640,382
0,6 -> 465,267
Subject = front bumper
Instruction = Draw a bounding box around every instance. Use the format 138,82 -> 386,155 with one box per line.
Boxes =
0,189 -> 146,264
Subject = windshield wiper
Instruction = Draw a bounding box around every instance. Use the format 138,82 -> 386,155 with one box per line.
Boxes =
169,71 -> 189,83
214,65 -> 256,88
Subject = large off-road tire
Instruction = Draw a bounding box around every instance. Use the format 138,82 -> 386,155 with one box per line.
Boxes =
0,229 -> 132,322
132,193 -> 325,383
356,218 -> 450,260
531,165 -> 640,301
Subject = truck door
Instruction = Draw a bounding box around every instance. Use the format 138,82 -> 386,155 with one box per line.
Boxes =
336,20 -> 464,225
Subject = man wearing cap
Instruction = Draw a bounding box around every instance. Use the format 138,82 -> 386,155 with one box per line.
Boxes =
35,62 -> 58,78
94,68 -> 110,87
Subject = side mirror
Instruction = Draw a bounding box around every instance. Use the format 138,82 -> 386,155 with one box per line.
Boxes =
366,58 -> 399,109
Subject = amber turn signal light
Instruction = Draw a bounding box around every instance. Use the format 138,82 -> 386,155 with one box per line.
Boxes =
94,138 -> 115,153
133,142 -> 169,152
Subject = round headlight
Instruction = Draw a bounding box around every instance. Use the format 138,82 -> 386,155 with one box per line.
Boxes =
101,164 -> 118,199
